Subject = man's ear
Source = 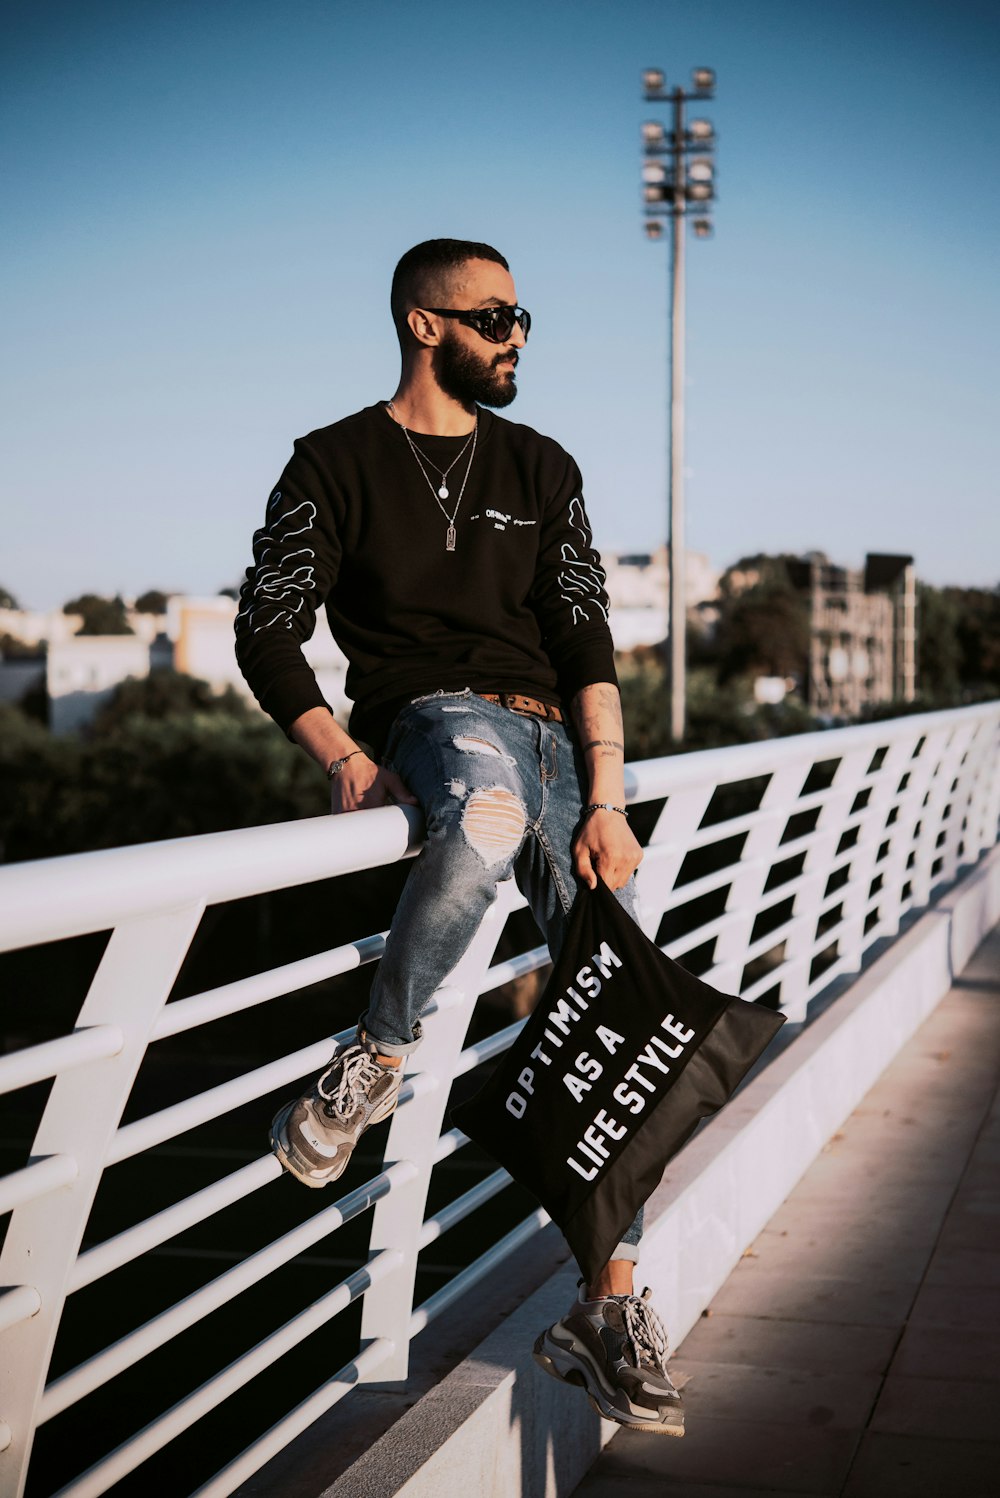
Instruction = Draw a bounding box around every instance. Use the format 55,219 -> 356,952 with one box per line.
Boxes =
407,307 -> 441,347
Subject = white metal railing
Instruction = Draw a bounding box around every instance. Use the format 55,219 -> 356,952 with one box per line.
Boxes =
1,703 -> 997,1498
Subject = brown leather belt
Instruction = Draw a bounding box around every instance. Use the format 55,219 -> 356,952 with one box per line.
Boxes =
476,691 -> 564,724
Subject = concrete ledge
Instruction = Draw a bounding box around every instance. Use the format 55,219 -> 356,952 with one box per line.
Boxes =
324,847 -> 1000,1498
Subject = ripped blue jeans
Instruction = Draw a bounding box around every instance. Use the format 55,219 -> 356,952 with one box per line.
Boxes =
363,688 -> 643,1262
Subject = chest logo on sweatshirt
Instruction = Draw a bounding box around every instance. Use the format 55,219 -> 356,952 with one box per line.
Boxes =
468,510 -> 537,533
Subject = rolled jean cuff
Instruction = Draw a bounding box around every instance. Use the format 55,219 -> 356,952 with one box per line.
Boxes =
611,1240 -> 640,1264
359,1014 -> 423,1057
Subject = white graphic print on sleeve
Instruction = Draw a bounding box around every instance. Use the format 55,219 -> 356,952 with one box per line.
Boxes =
558,497 -> 609,626
236,492 -> 317,634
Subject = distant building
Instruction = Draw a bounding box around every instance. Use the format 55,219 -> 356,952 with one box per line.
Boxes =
603,546 -> 718,651
167,595 -> 351,721
47,635 -> 153,734
786,553 -> 916,717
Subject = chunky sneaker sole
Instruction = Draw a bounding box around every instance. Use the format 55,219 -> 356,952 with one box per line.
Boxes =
533,1326 -> 685,1435
270,1059 -> 401,1188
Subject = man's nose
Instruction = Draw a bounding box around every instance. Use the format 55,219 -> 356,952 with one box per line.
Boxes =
507,321 -> 527,350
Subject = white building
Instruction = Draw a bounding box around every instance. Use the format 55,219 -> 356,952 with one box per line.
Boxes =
47,636 -> 154,734
167,595 -> 351,722
602,546 -> 719,652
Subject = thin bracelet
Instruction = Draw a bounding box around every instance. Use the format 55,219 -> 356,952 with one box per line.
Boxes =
326,749 -> 365,780
584,802 -> 629,818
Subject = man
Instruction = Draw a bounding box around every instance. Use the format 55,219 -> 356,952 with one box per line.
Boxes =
235,239 -> 684,1435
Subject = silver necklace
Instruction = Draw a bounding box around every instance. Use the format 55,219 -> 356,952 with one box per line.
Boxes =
387,402 -> 478,552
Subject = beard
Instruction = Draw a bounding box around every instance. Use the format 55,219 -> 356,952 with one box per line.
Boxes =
436,331 -> 519,408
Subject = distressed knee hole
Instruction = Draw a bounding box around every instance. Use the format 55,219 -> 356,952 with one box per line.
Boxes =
461,786 -> 526,865
452,735 -> 512,761
446,778 -> 467,798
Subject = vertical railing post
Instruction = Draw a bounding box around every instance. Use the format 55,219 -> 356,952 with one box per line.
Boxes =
638,784 -> 715,944
820,745 -> 885,976
908,725 -> 966,908
0,902 -> 204,1498
359,884 -> 519,1384
710,761 -> 807,997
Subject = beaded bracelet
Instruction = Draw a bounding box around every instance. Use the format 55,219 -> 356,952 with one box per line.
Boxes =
584,802 -> 629,818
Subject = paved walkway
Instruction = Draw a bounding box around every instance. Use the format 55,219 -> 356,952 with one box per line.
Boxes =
575,925 -> 1000,1498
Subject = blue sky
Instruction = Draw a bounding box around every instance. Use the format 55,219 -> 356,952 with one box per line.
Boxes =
3,0 -> 998,609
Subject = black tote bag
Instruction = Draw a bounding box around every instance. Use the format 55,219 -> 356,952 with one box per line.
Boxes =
451,878 -> 785,1282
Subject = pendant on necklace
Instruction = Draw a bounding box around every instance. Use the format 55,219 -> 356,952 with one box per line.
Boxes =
438,484 -> 449,500
446,525 -> 456,552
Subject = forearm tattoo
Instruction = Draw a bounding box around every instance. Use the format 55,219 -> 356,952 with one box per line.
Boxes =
584,738 -> 624,759
572,685 -> 625,758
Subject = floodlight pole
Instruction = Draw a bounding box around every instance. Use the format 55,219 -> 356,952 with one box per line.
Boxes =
641,68 -> 716,745
668,87 -> 687,745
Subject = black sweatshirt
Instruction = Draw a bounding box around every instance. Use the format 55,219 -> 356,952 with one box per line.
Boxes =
234,402 -> 617,754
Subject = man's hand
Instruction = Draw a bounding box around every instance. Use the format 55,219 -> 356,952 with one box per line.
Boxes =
330,755 -> 419,815
572,808 -> 643,891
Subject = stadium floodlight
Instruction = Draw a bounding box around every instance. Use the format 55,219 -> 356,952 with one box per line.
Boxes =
638,66 -> 718,743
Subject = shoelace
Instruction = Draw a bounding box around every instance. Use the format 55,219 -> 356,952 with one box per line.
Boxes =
620,1289 -> 670,1378
316,1046 -> 386,1116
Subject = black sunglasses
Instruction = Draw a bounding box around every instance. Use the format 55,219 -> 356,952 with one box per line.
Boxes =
423,304 -> 531,344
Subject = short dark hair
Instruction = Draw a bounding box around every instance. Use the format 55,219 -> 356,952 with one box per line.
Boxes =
390,238 -> 509,345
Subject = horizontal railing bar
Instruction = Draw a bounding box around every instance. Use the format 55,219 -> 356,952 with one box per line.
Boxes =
108,1021 -> 443,1167
0,1154 -> 78,1216
476,943 -> 550,995
2,705 -> 985,960
189,1337 -> 396,1498
455,1019 -> 526,1077
0,1026 -> 124,1097
106,1034 -> 352,1164
655,791 -> 836,854
409,1205 -> 550,1338
418,1167 -> 512,1250
0,806 -> 424,956
434,1125 -> 468,1163
40,1161 -> 418,1424
53,1255 -> 403,1498
69,1155 -> 282,1293
151,936 -> 387,1040
739,967 -> 790,1005
638,845 -> 760,905
642,820 -> 865,910
626,704 -> 983,805
0,1283 -> 42,1333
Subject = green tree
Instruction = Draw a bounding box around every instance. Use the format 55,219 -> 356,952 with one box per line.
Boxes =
916,584 -> 962,702
89,670 -> 253,735
134,589 -> 170,615
0,698 -> 325,864
0,632 -> 43,659
949,585 -> 1000,694
714,558 -> 810,686
63,593 -> 133,635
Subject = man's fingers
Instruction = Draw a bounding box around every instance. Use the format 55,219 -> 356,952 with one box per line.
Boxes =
575,845 -> 598,891
384,770 -> 419,805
